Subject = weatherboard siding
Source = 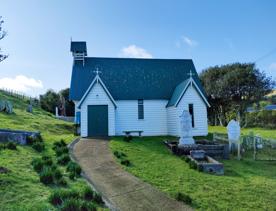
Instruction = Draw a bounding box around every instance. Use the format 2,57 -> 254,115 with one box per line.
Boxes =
167,84 -> 208,137
115,100 -> 168,136
80,83 -> 115,137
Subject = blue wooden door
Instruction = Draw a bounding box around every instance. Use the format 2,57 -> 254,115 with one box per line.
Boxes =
87,105 -> 108,137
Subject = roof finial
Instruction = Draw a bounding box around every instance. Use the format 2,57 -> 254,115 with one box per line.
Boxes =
93,67 -> 102,76
188,70 -> 194,78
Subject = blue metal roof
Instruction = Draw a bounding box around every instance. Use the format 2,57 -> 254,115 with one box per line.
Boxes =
167,79 -> 190,107
69,57 -> 207,101
264,105 -> 276,110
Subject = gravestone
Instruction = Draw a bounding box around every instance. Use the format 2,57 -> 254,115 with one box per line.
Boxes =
227,120 -> 240,151
178,110 -> 195,147
0,100 -> 5,111
26,104 -> 33,113
5,101 -> 13,114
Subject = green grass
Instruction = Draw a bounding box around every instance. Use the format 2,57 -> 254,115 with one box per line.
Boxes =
110,133 -> 276,210
209,125 -> 276,140
0,91 -> 104,210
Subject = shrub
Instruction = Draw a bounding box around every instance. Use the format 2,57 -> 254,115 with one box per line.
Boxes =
80,201 -> 96,211
114,151 -> 127,159
197,165 -> 204,172
49,190 -> 64,206
120,159 -> 131,166
53,139 -> 67,151
60,198 -> 81,211
0,144 -> 6,150
60,139 -> 67,147
93,192 -> 104,205
83,187 -> 95,201
69,172 -> 76,180
56,177 -> 67,186
39,167 -> 54,185
26,134 -> 43,145
57,154 -> 70,165
67,161 -> 82,176
123,135 -> 132,142
54,169 -> 63,180
176,192 -> 192,205
6,142 -> 16,150
31,158 -> 44,173
189,160 -> 197,170
55,146 -> 69,157
32,142 -> 45,152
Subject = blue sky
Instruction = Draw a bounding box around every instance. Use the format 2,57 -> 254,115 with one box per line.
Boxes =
0,0 -> 276,96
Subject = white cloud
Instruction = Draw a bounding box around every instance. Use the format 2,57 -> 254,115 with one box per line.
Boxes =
119,45 -> 153,58
268,63 -> 276,71
0,75 -> 43,93
181,36 -> 198,47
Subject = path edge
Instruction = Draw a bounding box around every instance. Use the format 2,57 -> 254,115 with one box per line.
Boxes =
68,138 -> 118,211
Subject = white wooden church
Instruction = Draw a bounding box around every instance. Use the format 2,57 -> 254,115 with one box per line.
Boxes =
69,41 -> 210,137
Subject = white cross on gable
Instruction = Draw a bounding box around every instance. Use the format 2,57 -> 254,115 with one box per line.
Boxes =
188,70 -> 194,78
93,67 -> 102,76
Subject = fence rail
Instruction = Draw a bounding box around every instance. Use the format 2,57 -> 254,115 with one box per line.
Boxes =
0,88 -> 39,105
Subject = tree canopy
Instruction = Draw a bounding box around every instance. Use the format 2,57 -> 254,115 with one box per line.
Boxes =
200,63 -> 275,126
39,88 -> 74,116
0,16 -> 7,62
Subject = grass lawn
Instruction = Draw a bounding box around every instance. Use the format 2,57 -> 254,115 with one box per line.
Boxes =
110,130 -> 276,210
0,91 -> 104,210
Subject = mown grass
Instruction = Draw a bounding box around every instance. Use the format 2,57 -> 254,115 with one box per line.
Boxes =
110,130 -> 276,210
0,91 -> 104,210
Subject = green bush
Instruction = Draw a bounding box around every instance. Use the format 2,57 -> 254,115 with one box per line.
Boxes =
83,187 -> 95,201
246,110 -> 276,129
26,134 -> 43,145
120,159 -> 131,166
123,135 -> 132,142
80,201 -> 96,211
56,177 -> 67,186
54,169 -> 63,180
6,142 -> 17,150
69,172 -> 76,180
181,155 -> 190,163
197,165 -> 204,172
189,160 -> 197,170
0,144 -> 6,150
32,142 -> 45,152
67,161 -> 82,176
57,154 -> 70,165
176,192 -> 192,205
93,192 -> 104,205
49,190 -> 80,207
53,139 -> 67,151
49,190 -> 64,206
31,158 -> 44,173
39,167 -> 54,185
55,146 -> 69,157
60,198 -> 81,211
114,151 -> 127,159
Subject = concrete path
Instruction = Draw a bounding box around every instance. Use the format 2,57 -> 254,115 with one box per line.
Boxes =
72,138 -> 192,211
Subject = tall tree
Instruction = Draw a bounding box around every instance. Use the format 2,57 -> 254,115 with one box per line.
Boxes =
0,16 -> 7,62
39,90 -> 60,114
59,88 -> 75,116
200,63 -> 275,126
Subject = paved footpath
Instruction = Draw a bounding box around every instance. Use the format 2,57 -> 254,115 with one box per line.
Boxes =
71,138 -> 192,211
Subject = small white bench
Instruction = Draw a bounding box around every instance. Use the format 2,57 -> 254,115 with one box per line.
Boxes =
123,130 -> 143,137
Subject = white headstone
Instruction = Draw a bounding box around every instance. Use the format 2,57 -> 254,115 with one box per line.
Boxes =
227,120 -> 241,151
178,110 -> 195,146
227,120 -> 240,142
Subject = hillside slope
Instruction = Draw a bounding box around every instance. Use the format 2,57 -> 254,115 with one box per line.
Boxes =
0,91 -> 89,210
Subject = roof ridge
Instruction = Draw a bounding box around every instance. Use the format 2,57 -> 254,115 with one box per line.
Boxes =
84,57 -> 193,61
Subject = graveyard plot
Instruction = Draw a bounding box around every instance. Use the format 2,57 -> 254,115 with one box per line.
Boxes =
110,135 -> 276,210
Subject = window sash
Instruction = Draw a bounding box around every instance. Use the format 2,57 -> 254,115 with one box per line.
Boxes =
138,100 -> 144,119
189,104 -> 194,128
